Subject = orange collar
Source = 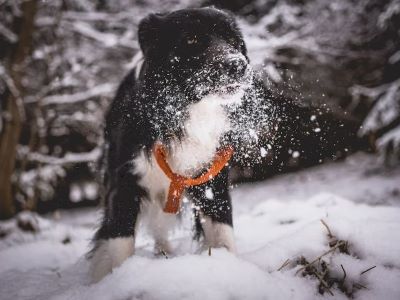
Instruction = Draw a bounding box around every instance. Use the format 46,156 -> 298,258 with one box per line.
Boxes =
153,143 -> 234,214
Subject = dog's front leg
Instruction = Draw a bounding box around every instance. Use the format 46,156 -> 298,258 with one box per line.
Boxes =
189,168 -> 236,253
89,162 -> 144,283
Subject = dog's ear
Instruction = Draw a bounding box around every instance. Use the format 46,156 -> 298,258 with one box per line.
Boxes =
138,13 -> 165,55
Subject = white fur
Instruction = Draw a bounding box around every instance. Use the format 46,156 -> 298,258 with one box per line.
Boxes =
90,237 -> 135,283
140,193 -> 178,254
133,148 -> 176,256
132,93 -> 240,260
168,94 -> 231,175
201,215 -> 236,253
134,94 -> 235,200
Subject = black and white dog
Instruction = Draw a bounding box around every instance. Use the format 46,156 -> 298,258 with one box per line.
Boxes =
89,7 -> 258,282
88,4 -> 364,283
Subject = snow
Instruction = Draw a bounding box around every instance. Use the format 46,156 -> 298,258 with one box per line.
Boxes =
1,153 -> 399,300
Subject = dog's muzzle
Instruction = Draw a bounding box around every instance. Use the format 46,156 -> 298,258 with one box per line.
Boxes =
221,54 -> 248,79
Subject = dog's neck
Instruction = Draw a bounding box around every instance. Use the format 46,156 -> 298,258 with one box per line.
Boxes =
166,94 -> 232,176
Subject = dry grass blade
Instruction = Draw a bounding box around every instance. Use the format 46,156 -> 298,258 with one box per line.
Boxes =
314,270 -> 334,296
354,283 -> 368,290
295,241 -> 347,275
294,220 -> 372,297
320,219 -> 333,239
161,250 -> 168,259
277,259 -> 291,271
360,265 -> 376,275
340,264 -> 347,282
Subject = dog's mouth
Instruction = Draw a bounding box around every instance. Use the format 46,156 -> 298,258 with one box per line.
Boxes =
192,72 -> 253,100
183,58 -> 253,99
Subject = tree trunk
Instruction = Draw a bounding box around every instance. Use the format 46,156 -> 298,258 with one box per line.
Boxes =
0,0 -> 38,219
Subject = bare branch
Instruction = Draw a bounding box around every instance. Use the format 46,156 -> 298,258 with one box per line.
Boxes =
41,83 -> 116,106
62,11 -> 133,22
62,20 -> 139,50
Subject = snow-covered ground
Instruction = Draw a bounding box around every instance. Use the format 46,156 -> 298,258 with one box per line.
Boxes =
1,153 -> 399,300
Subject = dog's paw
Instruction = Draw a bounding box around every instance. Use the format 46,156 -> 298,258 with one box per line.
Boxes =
89,237 -> 135,283
201,217 -> 236,254
154,239 -> 174,257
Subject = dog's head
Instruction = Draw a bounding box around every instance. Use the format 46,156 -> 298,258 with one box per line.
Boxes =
135,7 -> 271,152
138,7 -> 252,100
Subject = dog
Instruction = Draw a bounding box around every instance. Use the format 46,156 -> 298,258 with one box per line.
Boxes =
88,6 -> 360,283
88,7 -> 258,283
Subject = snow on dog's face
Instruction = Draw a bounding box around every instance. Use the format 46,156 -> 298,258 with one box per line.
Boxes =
136,7 -> 273,161
138,7 -> 252,101
136,8 -> 258,142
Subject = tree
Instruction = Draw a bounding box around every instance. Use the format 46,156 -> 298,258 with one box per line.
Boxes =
0,0 -> 38,218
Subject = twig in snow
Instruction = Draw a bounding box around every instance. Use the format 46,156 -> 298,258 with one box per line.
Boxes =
277,259 -> 291,271
313,268 -> 334,296
354,283 -> 368,290
320,219 -> 333,239
360,265 -> 376,275
340,264 -> 347,283
208,247 -> 212,256
295,240 -> 347,275
295,222 -> 371,297
320,219 -> 349,253
160,250 -> 168,259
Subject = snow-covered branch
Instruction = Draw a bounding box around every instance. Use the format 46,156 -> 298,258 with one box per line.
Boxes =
62,11 -> 132,22
41,83 -> 116,106
354,78 -> 400,164
0,22 -> 17,43
24,147 -> 102,165
358,79 -> 400,136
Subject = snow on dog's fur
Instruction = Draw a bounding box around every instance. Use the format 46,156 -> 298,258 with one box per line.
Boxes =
89,7 -> 256,282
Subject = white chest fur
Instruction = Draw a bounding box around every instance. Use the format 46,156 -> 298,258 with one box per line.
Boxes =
133,94 -> 234,205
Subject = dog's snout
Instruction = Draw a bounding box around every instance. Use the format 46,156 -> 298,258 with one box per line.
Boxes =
222,55 -> 248,77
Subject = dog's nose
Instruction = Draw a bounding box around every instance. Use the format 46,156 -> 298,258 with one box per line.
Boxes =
222,55 -> 248,77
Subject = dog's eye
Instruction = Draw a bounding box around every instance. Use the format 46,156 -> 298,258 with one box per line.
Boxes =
229,37 -> 237,46
187,36 -> 197,45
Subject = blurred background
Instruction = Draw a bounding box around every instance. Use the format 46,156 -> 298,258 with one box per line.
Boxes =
0,0 -> 399,219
